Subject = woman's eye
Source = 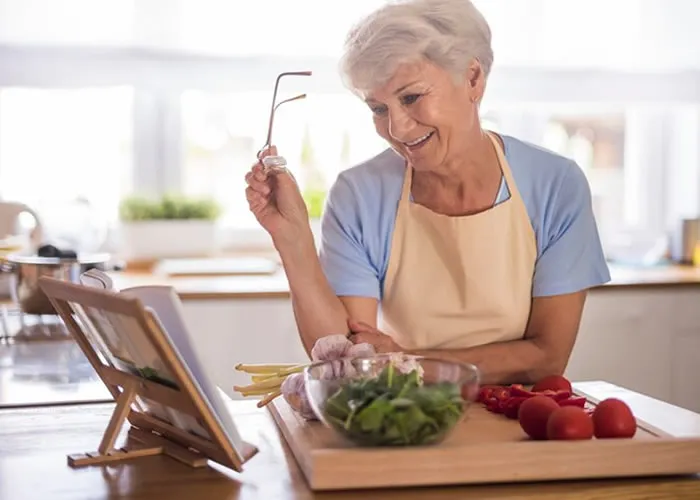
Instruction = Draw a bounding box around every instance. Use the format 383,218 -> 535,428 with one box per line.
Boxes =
401,94 -> 421,105
370,105 -> 388,116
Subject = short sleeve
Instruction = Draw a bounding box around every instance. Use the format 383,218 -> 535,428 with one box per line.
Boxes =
318,174 -> 381,299
532,161 -> 611,296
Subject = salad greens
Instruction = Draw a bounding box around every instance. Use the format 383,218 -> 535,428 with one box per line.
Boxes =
323,363 -> 465,446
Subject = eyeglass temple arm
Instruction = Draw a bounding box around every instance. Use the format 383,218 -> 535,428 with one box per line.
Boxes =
263,71 -> 312,148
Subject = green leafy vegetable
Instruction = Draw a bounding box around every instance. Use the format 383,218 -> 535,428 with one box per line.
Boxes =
119,194 -> 221,221
323,364 -> 465,446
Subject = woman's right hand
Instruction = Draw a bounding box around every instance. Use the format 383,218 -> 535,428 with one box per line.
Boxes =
245,146 -> 310,246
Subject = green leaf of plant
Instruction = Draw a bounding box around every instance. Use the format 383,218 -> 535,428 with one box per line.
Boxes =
356,396 -> 392,432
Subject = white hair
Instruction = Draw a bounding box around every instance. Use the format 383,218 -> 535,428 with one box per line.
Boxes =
339,0 -> 494,94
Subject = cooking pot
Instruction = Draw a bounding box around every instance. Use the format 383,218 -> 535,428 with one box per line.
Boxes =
669,218 -> 700,265
1,250 -> 117,315
0,200 -> 44,297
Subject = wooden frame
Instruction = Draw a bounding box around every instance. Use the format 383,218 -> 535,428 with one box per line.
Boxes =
38,276 -> 257,470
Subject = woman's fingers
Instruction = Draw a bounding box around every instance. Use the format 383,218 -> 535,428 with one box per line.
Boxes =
245,186 -> 267,212
251,162 -> 268,181
244,145 -> 284,215
259,145 -> 278,159
348,319 -> 379,334
245,170 -> 271,196
348,331 -> 377,346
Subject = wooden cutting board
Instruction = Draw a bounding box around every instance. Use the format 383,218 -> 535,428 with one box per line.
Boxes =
267,381 -> 700,491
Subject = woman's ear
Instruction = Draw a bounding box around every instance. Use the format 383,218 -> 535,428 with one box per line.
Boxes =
466,59 -> 485,103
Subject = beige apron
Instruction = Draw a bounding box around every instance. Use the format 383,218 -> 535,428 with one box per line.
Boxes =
381,132 -> 537,350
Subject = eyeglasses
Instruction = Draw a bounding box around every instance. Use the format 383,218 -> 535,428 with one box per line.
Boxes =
257,71 -> 312,160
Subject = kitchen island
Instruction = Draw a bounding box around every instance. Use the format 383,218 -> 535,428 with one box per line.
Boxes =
1,381 -> 699,499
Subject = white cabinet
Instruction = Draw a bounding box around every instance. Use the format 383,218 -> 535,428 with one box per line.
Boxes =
670,333 -> 700,413
180,299 -> 308,401
565,287 -> 700,413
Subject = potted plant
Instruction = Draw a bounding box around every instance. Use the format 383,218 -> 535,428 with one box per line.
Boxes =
299,125 -> 328,244
118,194 -> 223,259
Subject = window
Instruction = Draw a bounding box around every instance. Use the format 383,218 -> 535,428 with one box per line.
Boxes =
542,109 -> 626,241
0,0 -> 697,258
483,101 -> 700,259
176,0 -> 382,58
0,0 -> 134,47
181,91 -> 386,226
0,87 -> 134,248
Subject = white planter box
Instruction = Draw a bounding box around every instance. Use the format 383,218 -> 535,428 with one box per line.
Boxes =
118,220 -> 221,259
310,218 -> 322,247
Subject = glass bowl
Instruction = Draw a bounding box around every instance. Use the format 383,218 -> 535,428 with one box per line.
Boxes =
303,354 -> 481,447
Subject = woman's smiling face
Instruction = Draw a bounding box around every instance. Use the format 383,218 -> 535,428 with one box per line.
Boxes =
364,58 -> 481,172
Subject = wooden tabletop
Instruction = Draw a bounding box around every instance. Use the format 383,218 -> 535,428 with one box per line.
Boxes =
1,381 -> 699,499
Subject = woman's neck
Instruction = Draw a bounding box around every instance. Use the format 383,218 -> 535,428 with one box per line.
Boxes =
411,130 -> 503,216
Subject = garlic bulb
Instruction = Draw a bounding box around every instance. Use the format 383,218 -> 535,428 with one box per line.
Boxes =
281,372 -> 316,420
388,352 -> 424,377
311,337 -> 377,379
346,342 -> 376,359
317,358 -> 352,380
311,334 -> 353,361
234,337 -> 380,419
311,334 -> 378,362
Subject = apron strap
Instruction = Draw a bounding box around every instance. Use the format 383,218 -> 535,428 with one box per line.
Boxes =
400,130 -> 523,207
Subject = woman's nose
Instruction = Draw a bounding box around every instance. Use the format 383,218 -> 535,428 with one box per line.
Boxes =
388,108 -> 416,141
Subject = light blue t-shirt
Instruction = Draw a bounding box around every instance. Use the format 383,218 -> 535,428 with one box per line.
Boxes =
318,134 -> 611,300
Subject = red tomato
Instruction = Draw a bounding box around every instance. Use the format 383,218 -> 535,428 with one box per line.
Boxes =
532,375 -> 573,393
546,406 -> 594,440
592,398 -> 637,438
518,396 -> 560,440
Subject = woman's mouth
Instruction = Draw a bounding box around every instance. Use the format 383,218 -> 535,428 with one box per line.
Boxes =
402,131 -> 434,151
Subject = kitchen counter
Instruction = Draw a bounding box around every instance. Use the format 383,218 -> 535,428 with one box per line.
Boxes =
105,262 -> 700,300
0,260 -> 697,305
1,381 -> 699,499
0,338 -> 112,409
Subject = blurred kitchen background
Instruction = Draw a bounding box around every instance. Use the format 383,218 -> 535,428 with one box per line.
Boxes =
0,0 -> 699,411
0,0 -> 697,262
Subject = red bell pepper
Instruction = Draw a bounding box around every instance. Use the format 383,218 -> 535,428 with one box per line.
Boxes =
537,389 -> 572,401
492,387 -> 511,402
558,396 -> 587,408
552,391 -> 573,401
483,396 -> 499,411
478,385 -> 501,403
502,396 -> 528,419
508,385 -> 537,398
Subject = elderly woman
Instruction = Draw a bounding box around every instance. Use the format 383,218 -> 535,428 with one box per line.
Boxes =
245,0 -> 610,385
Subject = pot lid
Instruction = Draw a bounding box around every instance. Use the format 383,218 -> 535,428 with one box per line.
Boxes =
5,252 -> 111,265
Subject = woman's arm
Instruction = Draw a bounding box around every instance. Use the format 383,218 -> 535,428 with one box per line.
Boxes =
408,292 -> 587,384
245,148 -> 379,358
349,291 -> 587,385
276,227 -> 378,356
